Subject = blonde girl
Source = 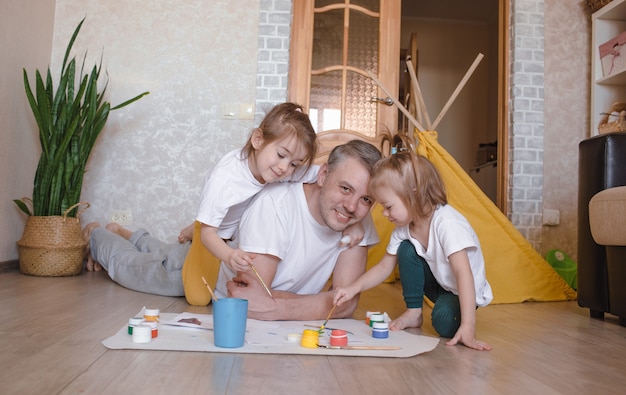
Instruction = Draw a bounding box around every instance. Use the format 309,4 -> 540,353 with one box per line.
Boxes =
333,137 -> 493,350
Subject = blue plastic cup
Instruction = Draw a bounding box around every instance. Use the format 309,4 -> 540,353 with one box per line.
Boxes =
212,298 -> 248,348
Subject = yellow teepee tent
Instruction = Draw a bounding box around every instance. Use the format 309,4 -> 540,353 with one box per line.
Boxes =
415,130 -> 576,303
367,55 -> 577,304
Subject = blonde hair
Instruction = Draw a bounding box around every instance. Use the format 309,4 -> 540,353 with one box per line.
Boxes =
242,102 -> 317,171
370,136 -> 447,219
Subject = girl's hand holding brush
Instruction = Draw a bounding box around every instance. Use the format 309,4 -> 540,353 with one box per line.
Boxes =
227,249 -> 257,272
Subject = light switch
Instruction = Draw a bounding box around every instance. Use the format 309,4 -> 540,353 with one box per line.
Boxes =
239,103 -> 255,120
223,103 -> 238,119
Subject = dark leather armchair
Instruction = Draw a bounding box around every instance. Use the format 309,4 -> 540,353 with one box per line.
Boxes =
589,186 -> 626,326
578,132 -> 626,325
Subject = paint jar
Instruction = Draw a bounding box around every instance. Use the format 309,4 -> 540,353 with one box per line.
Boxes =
372,322 -> 389,339
300,329 -> 319,349
131,324 -> 152,344
329,329 -> 348,347
127,316 -> 144,335
365,311 -> 380,326
287,333 -> 302,343
369,313 -> 384,327
145,320 -> 158,338
143,308 -> 160,322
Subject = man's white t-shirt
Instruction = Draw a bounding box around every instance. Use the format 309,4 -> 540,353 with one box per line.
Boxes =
387,204 -> 493,307
196,149 -> 317,240
214,182 -> 380,298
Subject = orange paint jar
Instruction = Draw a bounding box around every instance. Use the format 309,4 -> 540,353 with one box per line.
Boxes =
143,308 -> 160,322
365,311 -> 380,326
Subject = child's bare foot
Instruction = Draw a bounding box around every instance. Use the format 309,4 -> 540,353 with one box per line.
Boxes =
85,251 -> 103,271
177,223 -> 194,243
83,222 -> 101,242
389,308 -> 423,331
83,223 -> 102,271
105,222 -> 132,240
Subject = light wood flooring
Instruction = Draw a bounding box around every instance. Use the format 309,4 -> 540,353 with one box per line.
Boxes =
1,270 -> 625,394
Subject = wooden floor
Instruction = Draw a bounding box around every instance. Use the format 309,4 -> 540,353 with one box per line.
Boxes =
1,270 -> 625,395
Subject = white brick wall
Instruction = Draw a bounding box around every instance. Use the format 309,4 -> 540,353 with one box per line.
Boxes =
255,0 -> 292,124
509,0 -> 545,250
255,0 -> 544,249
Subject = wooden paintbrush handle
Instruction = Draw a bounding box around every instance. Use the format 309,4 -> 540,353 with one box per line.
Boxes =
318,344 -> 401,350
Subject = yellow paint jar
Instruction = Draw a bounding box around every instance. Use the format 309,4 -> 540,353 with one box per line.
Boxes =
300,329 -> 319,348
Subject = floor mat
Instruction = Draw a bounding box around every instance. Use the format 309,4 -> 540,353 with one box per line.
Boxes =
102,312 -> 439,358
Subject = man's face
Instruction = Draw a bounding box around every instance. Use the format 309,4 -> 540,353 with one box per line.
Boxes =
317,157 -> 374,232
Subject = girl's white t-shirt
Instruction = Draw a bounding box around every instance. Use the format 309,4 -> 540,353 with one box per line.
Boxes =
387,204 -> 493,307
196,149 -> 317,240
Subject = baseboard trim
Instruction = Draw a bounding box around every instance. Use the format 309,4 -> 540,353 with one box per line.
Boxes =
0,259 -> 19,273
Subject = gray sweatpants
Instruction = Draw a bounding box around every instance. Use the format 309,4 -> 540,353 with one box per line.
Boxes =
89,227 -> 190,296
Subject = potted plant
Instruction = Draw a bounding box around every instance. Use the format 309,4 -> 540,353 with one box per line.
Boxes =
14,18 -> 149,276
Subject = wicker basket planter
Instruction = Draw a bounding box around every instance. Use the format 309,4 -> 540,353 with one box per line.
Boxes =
13,19 -> 147,276
16,203 -> 88,277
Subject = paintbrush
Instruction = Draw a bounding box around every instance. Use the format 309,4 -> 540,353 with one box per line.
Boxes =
201,276 -> 218,302
248,263 -> 274,300
320,304 -> 338,331
317,344 -> 401,351
304,324 -> 354,335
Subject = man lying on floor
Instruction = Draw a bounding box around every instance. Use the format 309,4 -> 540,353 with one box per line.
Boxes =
84,140 -> 381,321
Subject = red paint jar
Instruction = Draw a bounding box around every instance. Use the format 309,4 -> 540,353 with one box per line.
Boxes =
330,329 -> 348,347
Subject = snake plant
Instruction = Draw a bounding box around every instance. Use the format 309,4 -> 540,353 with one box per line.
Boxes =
14,18 -> 149,217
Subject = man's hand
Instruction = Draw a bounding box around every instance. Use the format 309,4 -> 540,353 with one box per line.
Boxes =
227,271 -> 277,319
341,222 -> 364,248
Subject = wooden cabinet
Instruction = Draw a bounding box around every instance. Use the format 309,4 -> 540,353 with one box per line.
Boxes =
591,0 -> 626,135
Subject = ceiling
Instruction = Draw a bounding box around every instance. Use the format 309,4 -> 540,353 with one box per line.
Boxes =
402,0 -> 499,23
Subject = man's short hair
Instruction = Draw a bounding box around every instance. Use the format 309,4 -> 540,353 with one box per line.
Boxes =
327,140 -> 382,175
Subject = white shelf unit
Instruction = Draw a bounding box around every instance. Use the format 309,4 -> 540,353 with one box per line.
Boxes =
591,0 -> 626,135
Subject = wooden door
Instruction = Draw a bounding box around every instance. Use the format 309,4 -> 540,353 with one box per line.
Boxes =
289,0 -> 401,160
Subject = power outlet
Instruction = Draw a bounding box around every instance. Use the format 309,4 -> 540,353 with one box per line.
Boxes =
111,210 -> 133,226
542,209 -> 560,226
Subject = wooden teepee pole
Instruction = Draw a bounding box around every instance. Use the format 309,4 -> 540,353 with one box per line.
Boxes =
367,71 -> 426,133
406,58 -> 432,130
431,53 -> 484,131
